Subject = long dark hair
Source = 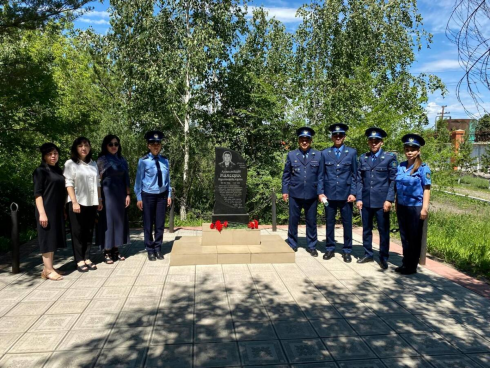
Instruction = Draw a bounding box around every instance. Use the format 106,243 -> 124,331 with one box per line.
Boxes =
70,137 -> 92,163
100,134 -> 123,158
39,143 -> 62,174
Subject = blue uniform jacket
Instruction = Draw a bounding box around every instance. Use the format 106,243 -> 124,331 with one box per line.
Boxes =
395,162 -> 431,206
134,153 -> 171,201
317,146 -> 358,200
282,148 -> 321,200
357,149 -> 398,208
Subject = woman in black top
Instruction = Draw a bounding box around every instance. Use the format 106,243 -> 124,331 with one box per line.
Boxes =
33,143 -> 67,281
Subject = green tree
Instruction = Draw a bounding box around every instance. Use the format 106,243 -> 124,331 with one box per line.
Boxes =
455,136 -> 476,184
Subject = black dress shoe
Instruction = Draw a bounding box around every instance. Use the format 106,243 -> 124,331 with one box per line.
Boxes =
308,249 -> 318,257
291,247 -> 298,252
148,253 -> 156,261
323,250 -> 335,260
399,268 -> 417,275
379,258 -> 388,270
342,253 -> 352,263
394,265 -> 405,273
155,252 -> 164,260
357,256 -> 374,264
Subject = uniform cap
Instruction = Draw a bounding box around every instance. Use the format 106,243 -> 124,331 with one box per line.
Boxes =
144,130 -> 164,143
365,127 -> 387,139
296,126 -> 315,139
401,133 -> 425,147
328,123 -> 348,134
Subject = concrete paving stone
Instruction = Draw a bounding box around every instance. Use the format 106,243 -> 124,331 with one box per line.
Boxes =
195,307 -> 232,321
151,323 -> 193,344
195,316 -> 236,342
7,275 -> 45,288
168,265 -> 196,274
105,327 -> 153,348
95,347 -> 147,368
45,349 -> 100,368
336,359 -> 387,368
36,278 -> 76,289
311,318 -> 357,338
160,289 -> 194,306
0,352 -> 51,367
347,316 -> 394,336
281,338 -> 333,364
457,316 -> 490,337
116,310 -> 157,328
165,274 -> 195,284
0,315 -> 40,333
301,305 -> 342,320
29,314 -> 80,332
413,315 -> 467,334
60,288 -> 99,300
273,319 -> 318,339
45,299 -> 90,315
114,259 -> 145,269
381,314 -> 434,334
156,304 -> 194,325
129,285 -> 164,298
227,293 -> 262,307
140,265 -> 168,276
85,298 -> 126,314
333,303 -> 377,318
134,275 -> 167,286
239,340 -> 288,365
22,288 -> 65,302
194,342 -> 241,367
103,276 -> 137,287
57,329 -> 111,350
111,267 -> 141,277
145,344 -> 192,368
6,300 -> 53,316
9,331 -> 67,353
94,286 -> 132,299
0,302 -> 16,317
468,353 -> 490,368
71,313 -> 118,330
363,334 -> 420,358
323,293 -> 364,305
266,303 -> 305,320
123,297 -> 159,312
364,300 -> 410,317
196,264 -> 223,274
80,268 -> 114,278
233,320 -> 277,341
222,264 -> 250,274
0,332 -> 22,354
323,336 -> 377,361
425,354 -> 484,368
71,277 -> 109,290
230,305 -> 269,321
400,332 -> 460,356
382,356 -> 436,368
442,329 -> 490,353
290,363 -> 338,368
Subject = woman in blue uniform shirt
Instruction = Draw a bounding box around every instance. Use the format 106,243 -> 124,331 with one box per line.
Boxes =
395,133 -> 431,275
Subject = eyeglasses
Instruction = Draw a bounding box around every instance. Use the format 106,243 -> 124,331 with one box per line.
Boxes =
108,142 -> 119,147
332,133 -> 345,138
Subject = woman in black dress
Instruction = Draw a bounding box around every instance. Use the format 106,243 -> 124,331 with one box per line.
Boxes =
97,135 -> 130,263
33,143 -> 67,281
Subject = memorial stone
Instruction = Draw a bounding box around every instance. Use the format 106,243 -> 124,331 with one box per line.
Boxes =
212,147 -> 249,224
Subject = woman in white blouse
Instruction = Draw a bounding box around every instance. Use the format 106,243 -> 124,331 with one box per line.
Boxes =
64,137 -> 103,272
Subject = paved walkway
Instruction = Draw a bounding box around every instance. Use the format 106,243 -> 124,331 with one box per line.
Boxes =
0,228 -> 489,367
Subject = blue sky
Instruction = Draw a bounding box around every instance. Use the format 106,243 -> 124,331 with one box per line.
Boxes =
75,0 -> 490,126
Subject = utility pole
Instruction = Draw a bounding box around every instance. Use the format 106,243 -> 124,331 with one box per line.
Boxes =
436,105 -> 450,131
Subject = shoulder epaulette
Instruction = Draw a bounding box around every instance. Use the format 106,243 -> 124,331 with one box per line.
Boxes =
141,154 -> 149,159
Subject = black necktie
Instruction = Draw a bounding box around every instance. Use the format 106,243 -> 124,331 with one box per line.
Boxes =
154,156 -> 163,187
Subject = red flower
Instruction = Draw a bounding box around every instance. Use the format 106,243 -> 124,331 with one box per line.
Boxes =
210,223 -> 215,229
216,220 -> 221,227
216,223 -> 223,232
248,222 -> 254,229
253,219 -> 259,229
223,221 -> 228,228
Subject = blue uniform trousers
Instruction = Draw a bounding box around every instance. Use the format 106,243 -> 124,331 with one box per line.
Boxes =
325,200 -> 353,253
142,191 -> 168,254
361,206 -> 390,260
288,197 -> 318,250
397,204 -> 423,271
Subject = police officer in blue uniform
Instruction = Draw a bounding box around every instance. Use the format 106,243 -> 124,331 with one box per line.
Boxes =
395,133 -> 431,275
282,127 -> 321,256
356,127 -> 398,269
134,131 -> 172,261
318,123 -> 357,263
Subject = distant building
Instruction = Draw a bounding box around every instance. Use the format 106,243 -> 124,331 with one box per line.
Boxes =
445,119 -> 473,132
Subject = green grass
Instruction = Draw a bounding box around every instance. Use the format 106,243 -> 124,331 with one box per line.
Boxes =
427,191 -> 490,278
455,175 -> 490,191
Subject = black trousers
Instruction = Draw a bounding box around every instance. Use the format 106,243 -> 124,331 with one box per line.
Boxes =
397,204 -> 424,271
142,191 -> 168,253
68,202 -> 97,263
361,206 -> 390,260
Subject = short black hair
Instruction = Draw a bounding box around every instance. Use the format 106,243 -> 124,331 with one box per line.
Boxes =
39,143 -> 62,173
100,135 -> 122,158
70,137 -> 92,163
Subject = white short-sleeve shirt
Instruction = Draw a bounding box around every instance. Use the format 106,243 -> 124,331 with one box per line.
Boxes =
63,159 -> 100,206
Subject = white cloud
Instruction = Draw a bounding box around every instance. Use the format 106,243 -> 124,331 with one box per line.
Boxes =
82,10 -> 110,18
414,59 -> 462,73
78,18 -> 110,25
244,6 -> 301,23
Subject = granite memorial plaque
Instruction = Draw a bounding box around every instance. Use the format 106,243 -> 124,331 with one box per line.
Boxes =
212,147 -> 249,224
